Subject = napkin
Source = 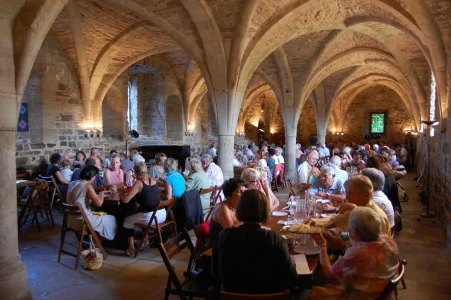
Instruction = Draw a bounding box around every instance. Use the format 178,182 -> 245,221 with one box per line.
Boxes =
277,220 -> 296,225
291,253 -> 310,275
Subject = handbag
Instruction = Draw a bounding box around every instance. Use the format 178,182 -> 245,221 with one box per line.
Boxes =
81,235 -> 103,270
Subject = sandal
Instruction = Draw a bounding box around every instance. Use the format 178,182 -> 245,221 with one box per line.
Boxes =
125,249 -> 135,257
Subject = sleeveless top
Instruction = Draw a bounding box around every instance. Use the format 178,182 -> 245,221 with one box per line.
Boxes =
108,168 -> 124,186
208,202 -> 234,247
133,179 -> 161,213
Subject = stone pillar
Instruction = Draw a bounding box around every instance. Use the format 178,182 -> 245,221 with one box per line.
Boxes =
0,131 -> 30,300
217,134 -> 234,180
284,134 -> 297,181
317,134 -> 326,145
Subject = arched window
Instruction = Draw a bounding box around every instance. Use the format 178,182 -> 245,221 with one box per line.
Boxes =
128,76 -> 138,132
429,73 -> 437,136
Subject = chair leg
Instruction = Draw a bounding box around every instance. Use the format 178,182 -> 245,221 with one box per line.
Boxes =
32,205 -> 41,232
75,230 -> 86,269
164,276 -> 171,300
58,228 -> 67,263
401,277 -> 406,289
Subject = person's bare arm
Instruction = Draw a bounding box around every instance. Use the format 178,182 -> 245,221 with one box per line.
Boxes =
55,171 -> 70,185
120,180 -> 142,204
86,184 -> 104,207
104,169 -> 112,186
269,189 -> 280,211
312,234 -> 333,278
164,181 -> 172,200
216,204 -> 238,228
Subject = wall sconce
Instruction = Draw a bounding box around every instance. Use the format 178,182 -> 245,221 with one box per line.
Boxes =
332,132 -> 344,136
410,131 -> 419,136
237,132 -> 245,137
185,130 -> 196,137
90,130 -> 96,138
97,130 -> 103,138
85,129 -> 91,138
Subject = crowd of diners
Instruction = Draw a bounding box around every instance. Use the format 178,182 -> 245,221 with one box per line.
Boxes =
43,139 -> 408,297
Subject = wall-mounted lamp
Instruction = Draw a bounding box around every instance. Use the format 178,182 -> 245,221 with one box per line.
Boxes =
84,129 -> 91,138
332,132 -> 344,136
185,130 -> 196,137
237,132 -> 245,137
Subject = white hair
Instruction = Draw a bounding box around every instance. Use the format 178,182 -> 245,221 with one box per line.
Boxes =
200,153 -> 213,163
373,144 -> 379,150
361,168 -> 385,191
296,143 -> 301,149
307,150 -> 319,159
330,156 -> 342,167
240,168 -> 260,183
132,154 -> 145,164
349,207 -> 382,242
342,147 -> 352,154
320,163 -> 336,175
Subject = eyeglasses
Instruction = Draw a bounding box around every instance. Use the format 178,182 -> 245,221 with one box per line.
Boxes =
320,173 -> 332,179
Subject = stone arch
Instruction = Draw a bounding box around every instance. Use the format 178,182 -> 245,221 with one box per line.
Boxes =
166,94 -> 185,141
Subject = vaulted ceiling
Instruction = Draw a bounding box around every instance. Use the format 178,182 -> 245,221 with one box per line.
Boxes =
15,0 -> 451,133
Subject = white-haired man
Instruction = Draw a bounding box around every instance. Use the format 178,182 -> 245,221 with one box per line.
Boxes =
295,150 -> 320,192
361,168 -> 395,227
307,163 -> 346,202
201,153 -> 224,188
330,156 -> 348,184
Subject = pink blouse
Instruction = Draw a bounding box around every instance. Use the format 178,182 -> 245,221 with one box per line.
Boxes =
107,168 -> 124,186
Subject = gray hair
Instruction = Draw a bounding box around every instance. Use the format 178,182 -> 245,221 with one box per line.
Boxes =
330,156 -> 342,167
320,163 -> 336,175
342,146 -> 352,154
307,150 -> 319,159
187,158 -> 203,173
296,143 -> 301,150
276,147 -> 283,154
240,168 -> 260,183
255,167 -> 268,177
164,157 -> 178,171
132,154 -> 145,164
200,153 -> 213,163
361,168 -> 385,191
349,207 -> 382,242
373,144 -> 379,150
134,162 -> 148,179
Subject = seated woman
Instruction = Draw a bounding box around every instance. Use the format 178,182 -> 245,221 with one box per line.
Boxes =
212,189 -> 297,294
72,150 -> 86,168
184,158 -> 211,211
103,154 -> 124,187
312,207 -> 399,299
208,178 -> 244,247
255,167 -> 280,211
241,168 -> 279,211
67,165 -> 117,240
149,152 -> 167,180
120,162 -> 166,256
47,153 -> 70,196
163,158 -> 185,206
267,148 -> 277,179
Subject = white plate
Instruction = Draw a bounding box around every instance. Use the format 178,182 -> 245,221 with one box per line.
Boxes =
261,226 -> 271,231
272,211 -> 288,217
321,213 -> 335,218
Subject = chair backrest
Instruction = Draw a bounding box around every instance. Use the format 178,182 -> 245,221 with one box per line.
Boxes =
214,185 -> 223,203
200,186 -> 216,195
376,259 -> 406,300
51,175 -> 66,202
286,179 -> 295,198
157,229 -> 196,290
148,197 -> 176,226
220,290 -> 291,299
38,174 -> 53,184
60,202 -> 82,216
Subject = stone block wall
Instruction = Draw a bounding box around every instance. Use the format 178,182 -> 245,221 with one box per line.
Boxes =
328,86 -> 414,145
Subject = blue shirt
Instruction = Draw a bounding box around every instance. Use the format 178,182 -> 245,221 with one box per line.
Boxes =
164,170 -> 185,199
307,178 -> 345,195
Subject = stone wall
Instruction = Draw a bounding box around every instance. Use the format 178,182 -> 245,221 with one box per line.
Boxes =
297,102 -> 317,146
327,86 -> 414,145
15,36 -> 218,174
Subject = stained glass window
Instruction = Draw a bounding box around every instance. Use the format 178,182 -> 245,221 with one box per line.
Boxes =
371,113 -> 385,133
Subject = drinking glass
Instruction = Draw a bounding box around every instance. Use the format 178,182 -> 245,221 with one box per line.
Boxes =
295,199 -> 307,224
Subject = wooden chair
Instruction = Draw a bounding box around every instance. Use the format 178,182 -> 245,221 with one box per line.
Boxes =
51,175 -> 66,207
19,182 -> 55,232
204,186 -> 222,222
134,197 -> 177,258
158,229 -> 210,300
286,179 -> 296,199
38,174 -> 57,207
376,259 -> 407,300
57,203 -> 107,269
391,208 -> 402,238
269,166 -> 278,192
218,290 -> 291,299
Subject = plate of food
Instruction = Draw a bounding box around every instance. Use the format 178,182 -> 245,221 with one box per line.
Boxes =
272,211 -> 288,217
288,223 -> 324,234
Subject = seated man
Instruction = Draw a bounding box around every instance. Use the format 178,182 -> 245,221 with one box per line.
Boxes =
307,163 -> 346,203
295,150 -> 320,193
330,156 -> 348,184
361,168 -> 395,228
312,207 -> 399,299
201,153 -> 224,188
307,175 -> 391,251
346,151 -> 366,172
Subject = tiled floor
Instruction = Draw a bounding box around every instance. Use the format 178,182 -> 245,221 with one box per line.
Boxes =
18,173 -> 451,299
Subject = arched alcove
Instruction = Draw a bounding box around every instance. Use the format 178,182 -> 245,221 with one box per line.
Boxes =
103,85 -> 126,139
166,94 -> 184,141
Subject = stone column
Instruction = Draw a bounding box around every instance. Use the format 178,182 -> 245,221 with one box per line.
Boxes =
217,134 -> 235,180
0,3 -> 31,297
284,133 -> 297,181
317,134 -> 326,145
